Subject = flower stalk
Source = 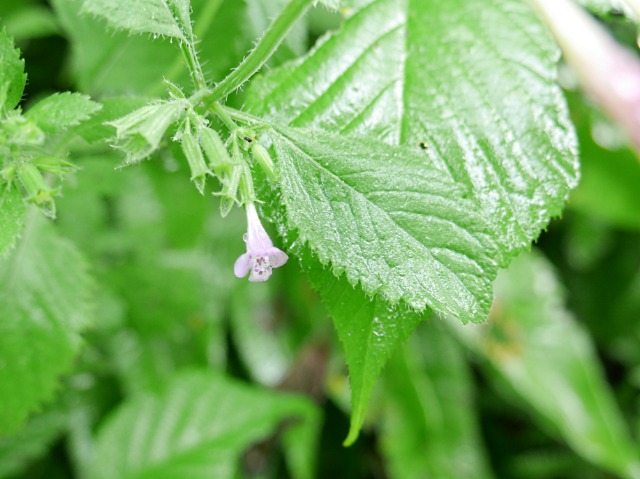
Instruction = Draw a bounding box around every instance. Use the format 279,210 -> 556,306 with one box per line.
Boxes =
529,0 -> 640,151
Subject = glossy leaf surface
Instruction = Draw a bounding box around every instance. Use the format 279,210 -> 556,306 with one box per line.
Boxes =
248,0 -> 579,267
269,125 -> 498,322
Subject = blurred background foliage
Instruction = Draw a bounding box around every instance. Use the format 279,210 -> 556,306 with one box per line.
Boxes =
1,0 -> 640,478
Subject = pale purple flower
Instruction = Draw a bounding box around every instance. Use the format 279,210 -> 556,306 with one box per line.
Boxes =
234,203 -> 288,282
529,0 -> 640,150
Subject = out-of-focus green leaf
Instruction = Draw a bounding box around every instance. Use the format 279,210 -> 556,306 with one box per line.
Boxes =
381,322 -> 494,479
568,100 -> 640,230
52,0 -> 253,96
2,4 -> 60,40
229,280 -> 294,386
56,156 -> 233,394
315,0 -> 341,10
0,28 -> 26,111
81,0 -> 193,41
91,370 -> 319,479
247,0 -> 308,64
247,0 -> 579,268
0,217 -> 92,433
0,407 -> 67,477
25,92 -> 102,134
268,125 -> 498,323
577,0 -> 634,17
451,251 -> 640,478
0,186 -> 25,257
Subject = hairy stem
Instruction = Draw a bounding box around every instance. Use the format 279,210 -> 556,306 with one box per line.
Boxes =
204,0 -> 313,104
149,0 -> 223,96
218,105 -> 264,126
181,41 -> 207,90
212,103 -> 240,132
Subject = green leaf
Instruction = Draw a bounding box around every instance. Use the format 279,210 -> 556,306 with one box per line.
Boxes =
450,251 -> 640,478
2,4 -> 60,41
0,185 -> 25,258
0,217 -> 92,433
0,28 -> 26,111
247,0 -> 579,267
229,281 -> 294,386
570,139 -> 640,230
81,0 -> 193,41
304,250 -> 425,445
0,407 -> 66,477
25,92 -> 102,134
315,0 -> 341,10
381,322 -> 495,479
269,125 -> 498,322
91,370 -> 319,479
247,0 -> 309,63
577,0 -> 634,17
53,0 -> 250,96
566,91 -> 640,230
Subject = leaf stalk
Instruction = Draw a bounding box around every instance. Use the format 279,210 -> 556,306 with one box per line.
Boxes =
203,0 -> 314,104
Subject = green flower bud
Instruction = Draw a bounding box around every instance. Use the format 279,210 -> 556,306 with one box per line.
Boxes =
251,143 -> 276,181
238,162 -> 256,204
181,129 -> 211,195
3,112 -> 45,146
218,164 -> 242,218
32,156 -> 76,176
164,80 -> 185,100
199,127 -> 233,174
17,163 -> 56,219
107,100 -> 186,165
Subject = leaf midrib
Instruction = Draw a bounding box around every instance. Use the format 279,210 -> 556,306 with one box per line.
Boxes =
275,129 -> 486,309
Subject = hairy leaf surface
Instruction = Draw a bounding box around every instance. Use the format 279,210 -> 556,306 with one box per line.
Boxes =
0,186 -> 25,258
54,0 -> 254,96
301,247 -> 426,445
269,125 -> 498,322
248,0 -> 579,267
81,0 -> 193,40
25,92 -> 102,134
0,218 -> 92,433
0,29 -> 26,111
